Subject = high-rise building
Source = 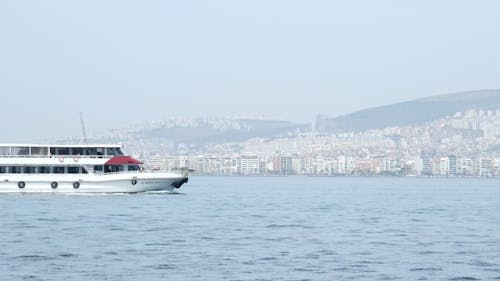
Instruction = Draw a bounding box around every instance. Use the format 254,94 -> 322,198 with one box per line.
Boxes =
291,157 -> 303,175
280,156 -> 292,175
238,156 -> 260,175
439,157 -> 450,176
448,155 -> 457,176
337,156 -> 346,175
457,158 -> 473,176
421,156 -> 432,176
479,158 -> 492,177
413,156 -> 424,175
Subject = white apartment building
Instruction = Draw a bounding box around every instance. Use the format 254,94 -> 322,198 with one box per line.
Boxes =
439,157 -> 450,176
238,156 -> 260,175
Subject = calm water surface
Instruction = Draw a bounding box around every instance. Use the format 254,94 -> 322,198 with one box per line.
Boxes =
1,176 -> 499,281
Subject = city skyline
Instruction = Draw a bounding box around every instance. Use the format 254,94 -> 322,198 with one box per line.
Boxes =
83,106 -> 500,177
144,108 -> 500,177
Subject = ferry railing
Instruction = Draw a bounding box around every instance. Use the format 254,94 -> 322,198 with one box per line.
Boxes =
0,155 -> 114,159
91,170 -> 185,176
1,170 -> 185,177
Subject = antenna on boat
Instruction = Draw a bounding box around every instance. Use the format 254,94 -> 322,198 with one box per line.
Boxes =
80,112 -> 88,143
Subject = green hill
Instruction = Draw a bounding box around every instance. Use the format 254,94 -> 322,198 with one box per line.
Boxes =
316,89 -> 500,132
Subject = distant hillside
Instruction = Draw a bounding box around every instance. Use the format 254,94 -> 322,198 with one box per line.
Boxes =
316,89 -> 500,133
88,117 -> 308,146
140,119 -> 304,144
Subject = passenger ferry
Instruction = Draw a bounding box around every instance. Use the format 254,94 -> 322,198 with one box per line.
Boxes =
0,144 -> 189,193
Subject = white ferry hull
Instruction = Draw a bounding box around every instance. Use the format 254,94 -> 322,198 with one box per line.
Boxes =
0,173 -> 188,194
0,143 -> 191,194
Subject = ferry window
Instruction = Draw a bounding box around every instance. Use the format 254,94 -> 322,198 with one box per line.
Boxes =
50,147 -> 56,155
53,166 -> 65,174
68,167 -> 79,174
88,148 -> 97,156
72,148 -> 83,155
106,148 -> 119,156
128,165 -> 140,171
38,166 -> 51,174
10,166 -> 22,173
110,165 -> 124,172
116,148 -> 124,156
94,165 -> 103,172
20,147 -> 30,155
81,167 -> 88,174
12,147 -> 29,156
104,165 -> 112,173
0,166 -> 7,173
58,148 -> 70,155
31,147 -> 48,156
25,166 -> 37,173
0,147 -> 11,156
96,148 -> 104,156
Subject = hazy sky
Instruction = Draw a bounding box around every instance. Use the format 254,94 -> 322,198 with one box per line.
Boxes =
1,0 -> 499,141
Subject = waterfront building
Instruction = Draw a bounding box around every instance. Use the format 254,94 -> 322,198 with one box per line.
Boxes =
448,155 -> 457,176
337,156 -> 346,175
479,157 -> 493,177
413,156 -> 424,175
421,157 -> 432,176
238,155 -> 260,175
279,156 -> 293,175
439,157 -> 450,176
457,158 -> 474,176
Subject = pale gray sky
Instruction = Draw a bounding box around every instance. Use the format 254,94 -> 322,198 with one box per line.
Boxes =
1,0 -> 499,141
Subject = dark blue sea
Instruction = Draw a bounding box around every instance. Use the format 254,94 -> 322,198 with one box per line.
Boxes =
1,176 -> 500,281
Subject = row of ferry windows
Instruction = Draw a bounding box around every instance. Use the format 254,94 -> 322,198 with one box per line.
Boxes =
0,166 -> 88,174
0,147 -> 124,156
0,165 -> 141,174
95,165 -> 142,173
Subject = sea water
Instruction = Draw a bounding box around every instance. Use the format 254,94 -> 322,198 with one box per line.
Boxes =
1,176 -> 499,280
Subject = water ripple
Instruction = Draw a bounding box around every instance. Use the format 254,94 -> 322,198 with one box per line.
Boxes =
1,177 -> 500,280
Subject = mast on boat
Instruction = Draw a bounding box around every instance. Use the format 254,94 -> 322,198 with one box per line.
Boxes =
80,112 -> 88,144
